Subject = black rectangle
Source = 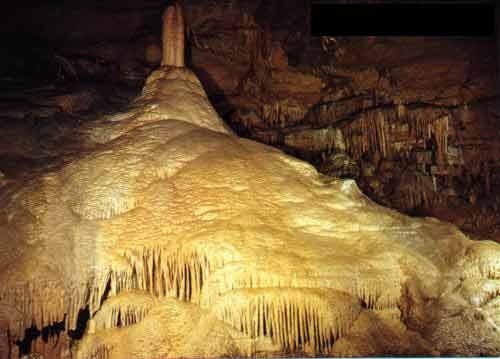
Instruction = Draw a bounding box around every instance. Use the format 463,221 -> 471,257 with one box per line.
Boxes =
311,2 -> 495,37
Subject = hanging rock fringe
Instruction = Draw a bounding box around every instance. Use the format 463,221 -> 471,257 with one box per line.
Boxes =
109,245 -> 218,303
284,127 -> 346,153
93,292 -> 158,331
412,115 -> 449,164
212,288 -> 361,354
460,242 -> 500,280
262,100 -> 308,128
342,110 -> 389,160
341,108 -> 449,163
0,279 -> 94,339
0,242 -> 221,343
201,264 -> 402,314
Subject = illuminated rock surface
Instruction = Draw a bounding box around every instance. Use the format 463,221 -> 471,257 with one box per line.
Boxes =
0,4 -> 499,358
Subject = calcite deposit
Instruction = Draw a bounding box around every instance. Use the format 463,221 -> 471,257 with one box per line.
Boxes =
0,3 -> 499,358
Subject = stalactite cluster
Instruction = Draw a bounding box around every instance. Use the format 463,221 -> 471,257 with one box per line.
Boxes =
110,246 -> 215,303
93,292 -> 157,331
341,108 -> 450,163
0,282 -> 69,339
411,115 -> 449,165
460,242 -> 500,280
262,100 -> 308,128
284,127 -> 345,153
212,288 -> 361,354
199,262 -> 404,318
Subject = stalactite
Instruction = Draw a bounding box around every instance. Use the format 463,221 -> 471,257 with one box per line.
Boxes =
201,264 -> 402,317
284,127 -> 345,153
340,107 -> 450,165
1,242 -> 221,346
110,245 -> 218,304
93,292 -> 157,331
0,267 -> 119,348
411,115 -> 449,164
311,65 -> 336,77
341,109 -> 392,160
0,282 -> 82,340
212,288 -> 361,355
88,272 -> 112,316
262,100 -> 308,128
461,242 -> 500,280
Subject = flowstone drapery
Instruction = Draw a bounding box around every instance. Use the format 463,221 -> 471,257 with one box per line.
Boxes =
0,3 -> 499,358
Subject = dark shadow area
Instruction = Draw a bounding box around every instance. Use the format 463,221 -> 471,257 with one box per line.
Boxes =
191,65 -> 238,128
15,319 -> 65,357
15,325 -> 40,356
68,306 -> 90,340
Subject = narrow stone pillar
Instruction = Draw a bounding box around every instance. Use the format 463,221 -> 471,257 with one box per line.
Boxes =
161,1 -> 185,67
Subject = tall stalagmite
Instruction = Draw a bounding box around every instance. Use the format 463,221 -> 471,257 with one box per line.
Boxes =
161,1 -> 185,67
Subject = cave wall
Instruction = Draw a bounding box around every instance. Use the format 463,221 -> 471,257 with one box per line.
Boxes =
1,0 -> 499,238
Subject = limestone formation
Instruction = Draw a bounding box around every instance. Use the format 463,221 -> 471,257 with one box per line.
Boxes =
0,3 -> 499,358
161,1 -> 185,67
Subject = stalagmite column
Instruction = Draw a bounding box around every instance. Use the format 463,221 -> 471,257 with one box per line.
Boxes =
161,1 -> 185,67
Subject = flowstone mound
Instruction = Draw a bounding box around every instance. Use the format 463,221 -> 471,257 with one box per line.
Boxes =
0,3 -> 499,358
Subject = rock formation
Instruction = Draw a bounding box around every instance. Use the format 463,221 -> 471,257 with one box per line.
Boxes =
161,1 -> 185,67
0,3 -> 499,358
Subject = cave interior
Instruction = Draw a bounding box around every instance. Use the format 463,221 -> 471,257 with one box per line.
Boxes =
0,1 -> 499,358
